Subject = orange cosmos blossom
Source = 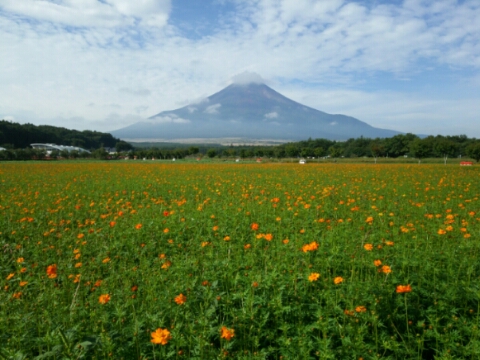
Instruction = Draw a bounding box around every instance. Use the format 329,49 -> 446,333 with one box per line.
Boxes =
302,241 -> 319,253
17,257 -> 24,263
373,260 -> 382,267
109,221 -> 116,228
19,281 -> 28,287
174,293 -> 187,305
355,306 -> 367,313
365,216 -> 374,224
364,243 -> 373,251
151,328 -> 171,345
135,224 -> 142,230
46,264 -> 57,279
308,273 -> 320,282
381,265 -> 392,274
250,223 -> 259,231
6,273 -> 15,280
264,233 -> 273,241
437,229 -> 446,235
396,285 -> 412,293
220,326 -> 235,341
334,276 -> 344,285
99,294 -> 111,304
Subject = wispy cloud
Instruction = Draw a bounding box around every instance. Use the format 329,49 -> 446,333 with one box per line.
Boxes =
0,0 -> 479,136
205,103 -> 221,114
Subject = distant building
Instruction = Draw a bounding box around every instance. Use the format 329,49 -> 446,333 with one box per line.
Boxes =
30,143 -> 90,154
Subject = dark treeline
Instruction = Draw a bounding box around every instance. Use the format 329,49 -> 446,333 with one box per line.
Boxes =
0,120 -> 120,150
130,133 -> 480,162
1,120 -> 480,162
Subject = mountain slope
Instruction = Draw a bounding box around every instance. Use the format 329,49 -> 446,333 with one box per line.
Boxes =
111,83 -> 401,141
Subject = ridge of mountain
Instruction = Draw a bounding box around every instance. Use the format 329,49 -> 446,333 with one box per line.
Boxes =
110,83 -> 401,141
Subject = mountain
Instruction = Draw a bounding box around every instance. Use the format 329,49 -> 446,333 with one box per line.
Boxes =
110,82 -> 401,141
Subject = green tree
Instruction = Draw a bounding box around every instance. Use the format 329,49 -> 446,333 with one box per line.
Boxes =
329,146 -> 343,161
409,138 -> 431,163
466,142 -> 480,162
206,149 -> 217,158
115,141 -> 133,153
434,139 -> 458,165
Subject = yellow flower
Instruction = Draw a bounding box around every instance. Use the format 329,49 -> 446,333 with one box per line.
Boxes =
151,328 -> 171,345
334,276 -> 344,285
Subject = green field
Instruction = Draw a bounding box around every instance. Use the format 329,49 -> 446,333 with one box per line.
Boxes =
1,162 -> 479,359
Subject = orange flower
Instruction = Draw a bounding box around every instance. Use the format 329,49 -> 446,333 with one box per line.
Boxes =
381,265 -> 392,274
163,228 -> 169,233
302,241 -> 319,253
212,225 -> 219,231
252,281 -> 259,288
163,211 -> 170,217
355,306 -> 367,313
131,285 -> 138,292
202,280 -> 210,286
17,257 -> 24,263
6,273 -> 15,280
46,264 -> 57,279
223,236 -> 231,241
99,294 -> 111,304
102,257 -> 111,264
251,223 -> 259,231
364,243 -> 373,251
19,281 -> 28,287
282,239 -> 289,244
201,241 -> 210,247
220,326 -> 235,341
75,262 -> 82,268
135,224 -> 142,230
151,328 -> 171,345
264,233 -> 273,241
373,260 -> 382,267
308,273 -> 320,282
20,267 -> 27,273
334,276 -> 344,285
109,221 -> 116,228
161,260 -> 172,269
385,241 -> 394,246
77,234 -> 84,239
437,229 -> 446,235
365,216 -> 374,224
244,244 -> 251,250
174,293 -> 187,305
12,292 -> 22,299
396,284 -> 412,293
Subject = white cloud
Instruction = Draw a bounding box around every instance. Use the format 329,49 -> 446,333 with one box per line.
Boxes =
230,71 -> 265,85
204,103 -> 221,114
149,114 -> 190,124
0,0 -> 171,27
0,0 -> 479,137
264,112 -> 278,119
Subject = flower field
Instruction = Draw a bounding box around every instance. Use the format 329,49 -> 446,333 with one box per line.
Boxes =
1,162 -> 479,359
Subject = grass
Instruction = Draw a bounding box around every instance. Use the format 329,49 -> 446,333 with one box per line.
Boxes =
0,162 -> 479,359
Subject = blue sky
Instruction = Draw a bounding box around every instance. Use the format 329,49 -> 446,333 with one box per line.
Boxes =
1,0 -> 479,138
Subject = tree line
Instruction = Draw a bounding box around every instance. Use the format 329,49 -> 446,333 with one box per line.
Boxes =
0,120 -> 120,150
1,120 -> 480,162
